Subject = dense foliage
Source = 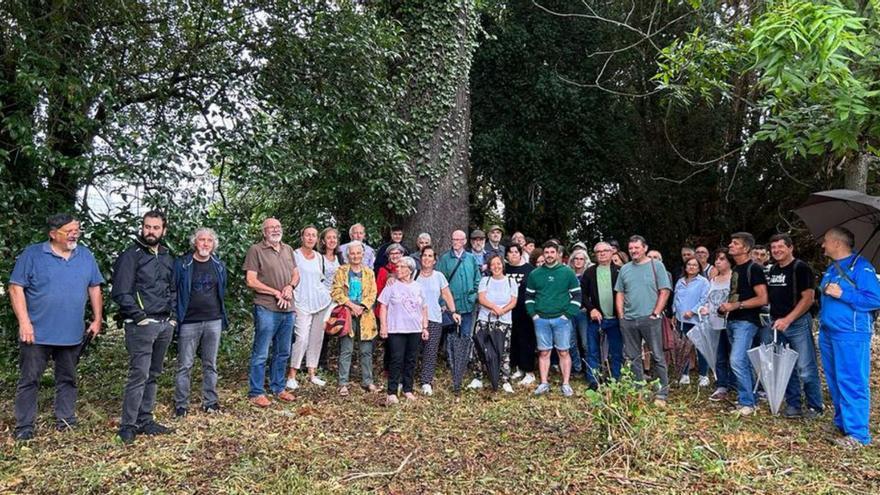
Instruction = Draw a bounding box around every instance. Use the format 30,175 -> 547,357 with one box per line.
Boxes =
2,0 -> 880,372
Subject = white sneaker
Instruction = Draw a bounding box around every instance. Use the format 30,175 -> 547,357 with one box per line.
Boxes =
467,378 -> 483,390
732,405 -> 755,416
519,373 -> 536,386
286,378 -> 299,390
511,370 -> 523,380
502,382 -> 514,393
698,375 -> 710,387
679,375 -> 691,385
421,384 -> 433,396
310,376 -> 326,387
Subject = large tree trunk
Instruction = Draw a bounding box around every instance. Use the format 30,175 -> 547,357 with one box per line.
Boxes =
401,77 -> 472,253
393,1 -> 476,253
845,151 -> 873,193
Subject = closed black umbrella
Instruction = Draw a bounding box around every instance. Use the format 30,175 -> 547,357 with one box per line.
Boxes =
447,324 -> 471,394
794,189 -> 880,267
473,319 -> 504,390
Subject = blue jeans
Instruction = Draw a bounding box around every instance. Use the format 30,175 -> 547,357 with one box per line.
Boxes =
583,318 -> 623,385
727,319 -> 758,407
714,328 -> 733,389
174,319 -> 222,409
554,312 -> 586,372
760,314 -> 823,412
678,321 -> 709,377
534,316 -> 572,351
248,305 -> 295,397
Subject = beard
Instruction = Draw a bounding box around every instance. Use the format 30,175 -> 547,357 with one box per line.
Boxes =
268,233 -> 282,243
197,248 -> 212,258
140,233 -> 161,246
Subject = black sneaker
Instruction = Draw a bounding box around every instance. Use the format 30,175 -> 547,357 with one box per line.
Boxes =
803,407 -> 824,420
55,419 -> 77,431
587,382 -> 599,392
14,429 -> 34,442
783,405 -> 803,418
174,407 -> 188,418
137,421 -> 174,436
202,403 -> 221,414
118,426 -> 136,445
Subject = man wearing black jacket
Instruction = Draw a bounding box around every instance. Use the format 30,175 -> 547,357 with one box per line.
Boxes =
580,241 -> 624,388
112,210 -> 177,444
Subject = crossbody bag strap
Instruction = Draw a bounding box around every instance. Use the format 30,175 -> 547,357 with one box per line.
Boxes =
447,254 -> 465,281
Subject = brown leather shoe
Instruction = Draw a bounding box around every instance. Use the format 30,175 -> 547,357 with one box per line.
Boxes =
276,390 -> 296,402
249,395 -> 272,408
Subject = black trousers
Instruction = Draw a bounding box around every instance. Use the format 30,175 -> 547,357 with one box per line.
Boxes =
15,343 -> 79,435
386,333 -> 420,394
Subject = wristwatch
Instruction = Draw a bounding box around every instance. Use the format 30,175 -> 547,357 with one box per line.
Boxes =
650,312 -> 660,319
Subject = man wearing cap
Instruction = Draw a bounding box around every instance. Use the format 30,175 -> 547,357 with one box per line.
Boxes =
10,213 -> 104,441
468,229 -> 488,273
486,225 -> 506,261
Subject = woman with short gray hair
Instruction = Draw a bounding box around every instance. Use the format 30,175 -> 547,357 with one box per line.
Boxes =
377,256 -> 428,405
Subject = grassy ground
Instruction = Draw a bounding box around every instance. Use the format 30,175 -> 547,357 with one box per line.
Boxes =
2,326 -> 880,494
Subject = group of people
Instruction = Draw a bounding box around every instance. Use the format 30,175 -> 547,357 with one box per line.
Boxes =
10,213 -> 880,450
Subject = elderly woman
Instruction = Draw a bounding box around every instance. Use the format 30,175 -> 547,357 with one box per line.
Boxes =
411,233 -> 432,270
330,241 -> 379,395
416,246 -> 459,395
287,225 -> 333,389
673,257 -> 710,386
378,256 -> 429,405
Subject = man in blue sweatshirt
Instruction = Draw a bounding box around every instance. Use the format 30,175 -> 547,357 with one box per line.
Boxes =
819,226 -> 880,448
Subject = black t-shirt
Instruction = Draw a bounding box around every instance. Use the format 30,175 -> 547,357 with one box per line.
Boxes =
505,263 -> 534,310
184,259 -> 223,323
728,260 -> 767,324
767,259 -> 813,319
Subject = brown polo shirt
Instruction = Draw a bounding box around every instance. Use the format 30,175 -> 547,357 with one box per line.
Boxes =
243,240 -> 297,312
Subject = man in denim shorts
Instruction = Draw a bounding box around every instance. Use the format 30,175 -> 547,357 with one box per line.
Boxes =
525,241 -> 582,397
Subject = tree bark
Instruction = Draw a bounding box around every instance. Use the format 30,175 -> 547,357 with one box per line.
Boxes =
401,78 -> 472,253
845,152 -> 872,193
397,1 -> 476,253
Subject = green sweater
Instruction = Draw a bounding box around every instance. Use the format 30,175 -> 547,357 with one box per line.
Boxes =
524,263 -> 582,318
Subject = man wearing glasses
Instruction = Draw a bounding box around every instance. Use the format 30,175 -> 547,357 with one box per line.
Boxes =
9,214 -> 103,441
243,217 -> 299,408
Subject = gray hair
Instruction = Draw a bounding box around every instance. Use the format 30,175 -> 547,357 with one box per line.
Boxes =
398,256 -> 417,273
349,223 -> 365,235
191,227 -> 219,252
417,232 -> 432,243
386,242 -> 404,254
347,240 -> 364,253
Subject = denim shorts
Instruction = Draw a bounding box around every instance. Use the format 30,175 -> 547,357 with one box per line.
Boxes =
534,316 -> 572,351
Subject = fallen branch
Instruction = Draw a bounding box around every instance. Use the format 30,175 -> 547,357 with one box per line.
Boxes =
340,451 -> 415,483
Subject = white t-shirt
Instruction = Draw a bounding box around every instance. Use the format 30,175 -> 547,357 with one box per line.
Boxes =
293,249 -> 332,314
477,276 -> 518,324
416,270 -> 449,323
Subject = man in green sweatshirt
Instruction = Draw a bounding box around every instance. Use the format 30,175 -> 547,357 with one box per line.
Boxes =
525,241 -> 582,397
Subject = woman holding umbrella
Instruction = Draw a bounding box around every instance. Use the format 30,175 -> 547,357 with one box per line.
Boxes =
378,256 -> 429,405
701,248 -> 735,402
673,257 -> 710,386
475,254 -> 519,393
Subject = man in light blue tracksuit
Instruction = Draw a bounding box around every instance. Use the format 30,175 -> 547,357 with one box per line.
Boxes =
818,226 -> 880,448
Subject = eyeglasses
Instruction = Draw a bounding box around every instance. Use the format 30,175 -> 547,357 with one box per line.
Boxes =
264,226 -> 282,231
595,249 -> 612,253
56,228 -> 83,237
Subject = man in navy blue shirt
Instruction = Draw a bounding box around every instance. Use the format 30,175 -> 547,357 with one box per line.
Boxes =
9,213 -> 104,441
